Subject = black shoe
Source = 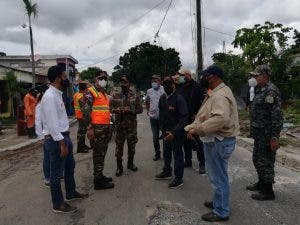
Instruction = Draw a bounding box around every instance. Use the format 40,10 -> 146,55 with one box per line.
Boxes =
103,175 -> 113,183
251,191 -> 275,201
153,155 -> 160,161
246,181 -> 263,191
168,179 -> 183,189
201,211 -> 229,222
199,166 -> 206,174
184,162 -> 192,168
127,156 -> 138,171
155,172 -> 172,180
94,178 -> 115,190
66,191 -> 89,201
127,163 -> 138,171
53,202 -> 78,213
204,201 -> 214,209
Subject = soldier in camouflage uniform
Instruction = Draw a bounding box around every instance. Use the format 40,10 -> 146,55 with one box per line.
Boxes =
110,75 -> 143,176
73,82 -> 90,153
79,72 -> 114,190
246,65 -> 283,201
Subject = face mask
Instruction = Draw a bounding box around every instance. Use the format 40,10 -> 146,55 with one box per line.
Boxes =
163,85 -> 174,95
179,76 -> 186,84
98,80 -> 107,88
61,78 -> 70,89
200,77 -> 209,89
151,82 -> 159,89
248,77 -> 257,87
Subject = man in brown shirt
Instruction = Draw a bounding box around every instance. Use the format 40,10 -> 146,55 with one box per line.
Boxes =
185,65 -> 239,222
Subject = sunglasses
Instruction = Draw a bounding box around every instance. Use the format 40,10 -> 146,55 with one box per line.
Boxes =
98,76 -> 107,81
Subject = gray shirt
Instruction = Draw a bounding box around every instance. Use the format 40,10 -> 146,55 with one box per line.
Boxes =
146,86 -> 165,119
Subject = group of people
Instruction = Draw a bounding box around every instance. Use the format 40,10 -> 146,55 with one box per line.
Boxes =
36,62 -> 283,223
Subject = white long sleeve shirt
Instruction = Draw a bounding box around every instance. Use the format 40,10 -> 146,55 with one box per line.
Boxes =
40,85 -> 69,141
35,103 -> 44,139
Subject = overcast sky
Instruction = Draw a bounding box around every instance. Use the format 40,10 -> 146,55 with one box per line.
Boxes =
0,0 -> 299,74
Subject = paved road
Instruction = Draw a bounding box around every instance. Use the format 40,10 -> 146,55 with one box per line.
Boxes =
0,113 -> 299,225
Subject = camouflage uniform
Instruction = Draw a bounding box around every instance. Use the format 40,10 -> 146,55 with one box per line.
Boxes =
250,82 -> 283,183
110,87 -> 143,159
79,87 -> 110,180
77,119 -> 87,148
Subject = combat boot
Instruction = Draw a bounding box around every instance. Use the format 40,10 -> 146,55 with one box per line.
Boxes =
94,177 -> 114,190
116,158 -> 123,177
251,182 -> 275,201
246,179 -> 263,191
127,156 -> 138,171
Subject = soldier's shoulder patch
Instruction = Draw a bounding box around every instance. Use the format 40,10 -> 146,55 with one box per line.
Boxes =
265,95 -> 274,104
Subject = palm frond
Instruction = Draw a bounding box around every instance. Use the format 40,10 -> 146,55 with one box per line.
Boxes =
22,0 -> 38,18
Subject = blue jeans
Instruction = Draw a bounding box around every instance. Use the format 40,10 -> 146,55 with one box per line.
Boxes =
150,118 -> 160,157
203,137 -> 236,218
44,134 -> 76,208
163,138 -> 184,181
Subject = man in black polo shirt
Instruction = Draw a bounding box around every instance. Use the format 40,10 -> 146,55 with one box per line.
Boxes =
155,76 -> 189,189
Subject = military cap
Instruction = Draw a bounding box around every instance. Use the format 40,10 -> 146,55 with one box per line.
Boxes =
249,64 -> 271,76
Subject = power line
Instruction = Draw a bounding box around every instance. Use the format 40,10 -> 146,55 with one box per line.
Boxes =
203,26 -> 234,37
78,36 -> 154,70
154,0 -> 173,43
84,0 -> 168,50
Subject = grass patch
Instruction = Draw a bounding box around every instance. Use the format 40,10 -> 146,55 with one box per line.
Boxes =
239,109 -> 249,121
284,99 -> 300,125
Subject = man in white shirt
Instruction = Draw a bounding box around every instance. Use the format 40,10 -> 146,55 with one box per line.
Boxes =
146,75 -> 165,161
41,65 -> 87,213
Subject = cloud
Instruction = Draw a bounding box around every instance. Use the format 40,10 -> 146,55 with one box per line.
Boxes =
0,0 -> 299,74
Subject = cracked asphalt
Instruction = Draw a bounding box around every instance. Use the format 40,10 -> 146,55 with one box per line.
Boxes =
0,112 -> 299,225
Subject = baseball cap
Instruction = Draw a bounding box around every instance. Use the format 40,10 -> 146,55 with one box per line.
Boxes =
201,64 -> 224,79
249,64 -> 271,76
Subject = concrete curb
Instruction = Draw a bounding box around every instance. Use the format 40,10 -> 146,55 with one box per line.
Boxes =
237,136 -> 300,172
0,118 -> 77,159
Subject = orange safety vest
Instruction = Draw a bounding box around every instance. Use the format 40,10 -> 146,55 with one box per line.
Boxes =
88,86 -> 110,125
73,92 -> 83,119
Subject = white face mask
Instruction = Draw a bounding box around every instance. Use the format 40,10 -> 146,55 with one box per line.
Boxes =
98,80 -> 107,88
248,77 -> 257,87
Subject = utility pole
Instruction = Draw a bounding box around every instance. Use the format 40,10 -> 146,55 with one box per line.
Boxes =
196,0 -> 203,79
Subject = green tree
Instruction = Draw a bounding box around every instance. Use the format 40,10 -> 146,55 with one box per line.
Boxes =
22,0 -> 38,88
292,29 -> 300,49
232,21 -> 292,67
112,42 -> 181,90
4,71 -> 25,117
212,52 -> 250,94
79,67 -> 102,82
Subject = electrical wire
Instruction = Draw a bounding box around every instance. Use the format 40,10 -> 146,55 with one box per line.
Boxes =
78,36 -> 154,70
154,0 -> 173,43
84,0 -> 168,50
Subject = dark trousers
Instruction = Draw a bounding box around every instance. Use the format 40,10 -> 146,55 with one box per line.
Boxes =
162,138 -> 184,181
44,134 -> 76,208
150,118 -> 160,157
183,136 -> 205,167
43,143 -> 50,180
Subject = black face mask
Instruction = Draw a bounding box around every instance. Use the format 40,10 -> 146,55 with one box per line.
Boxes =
121,84 -> 129,92
200,77 -> 209,89
163,85 -> 174,95
61,78 -> 70,89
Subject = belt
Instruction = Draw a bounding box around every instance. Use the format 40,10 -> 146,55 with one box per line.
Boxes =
45,131 -> 70,139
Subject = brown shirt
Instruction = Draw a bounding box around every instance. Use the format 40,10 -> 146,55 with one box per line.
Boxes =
185,83 -> 239,137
